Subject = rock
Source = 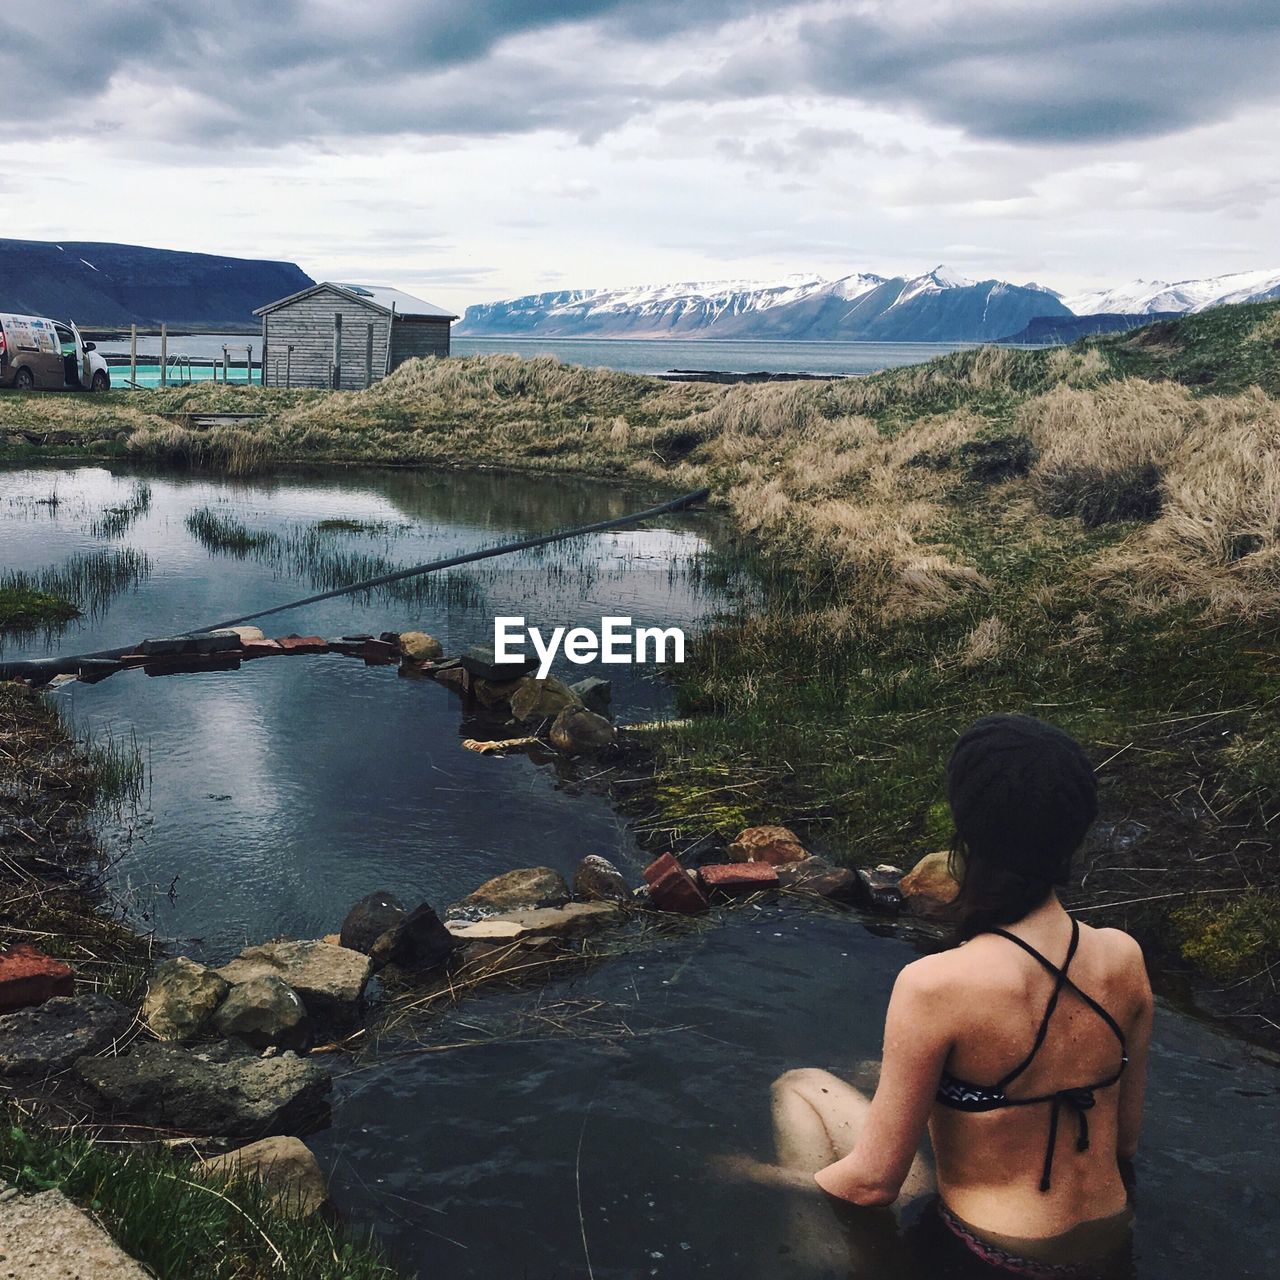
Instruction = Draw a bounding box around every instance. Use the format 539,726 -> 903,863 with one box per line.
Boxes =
399,631 -> 444,661
455,937 -> 556,982
774,855 -> 834,888
459,644 -> 538,682
327,636 -> 371,656
698,863 -> 779,894
796,869 -> 861,901
202,1136 -> 328,1218
139,632 -> 239,657
570,676 -> 613,718
447,867 -> 571,920
853,866 -> 904,914
432,661 -> 470,693
774,857 -> 860,901
0,944 -> 74,1013
211,976 -> 311,1051
0,1188 -> 151,1278
368,903 -> 461,971
76,1040 -> 330,1138
339,890 -> 407,955
642,853 -> 708,914
0,993 -> 131,1075
726,825 -> 809,865
549,705 -> 616,755
573,854 -> 631,903
471,675 -> 526,709
360,638 -> 399,664
143,957 -> 230,1042
467,902 -> 621,940
243,638 -> 284,657
216,941 -> 371,1024
446,919 -> 527,942
510,675 -> 581,724
900,849 -> 961,918
227,625 -> 266,643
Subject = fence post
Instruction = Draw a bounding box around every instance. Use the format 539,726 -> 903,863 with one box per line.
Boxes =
129,324 -> 137,387
159,324 -> 167,388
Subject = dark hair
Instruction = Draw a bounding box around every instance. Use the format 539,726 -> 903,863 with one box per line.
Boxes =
945,714 -> 1097,943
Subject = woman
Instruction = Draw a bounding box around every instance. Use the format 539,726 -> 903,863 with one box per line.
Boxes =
728,714 -> 1154,1278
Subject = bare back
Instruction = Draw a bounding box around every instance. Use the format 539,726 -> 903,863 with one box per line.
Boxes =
927,913 -> 1153,1237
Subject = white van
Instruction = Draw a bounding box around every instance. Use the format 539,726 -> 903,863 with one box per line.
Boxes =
0,313 -> 111,392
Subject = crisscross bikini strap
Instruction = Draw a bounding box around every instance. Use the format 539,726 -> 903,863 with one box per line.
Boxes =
990,918 -> 1081,1090
990,918 -> 1127,1052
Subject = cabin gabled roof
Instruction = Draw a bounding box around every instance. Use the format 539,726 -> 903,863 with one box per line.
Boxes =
254,281 -> 457,320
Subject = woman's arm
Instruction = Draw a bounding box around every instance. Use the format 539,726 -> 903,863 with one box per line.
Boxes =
1115,932 -> 1154,1161
814,959 -> 952,1206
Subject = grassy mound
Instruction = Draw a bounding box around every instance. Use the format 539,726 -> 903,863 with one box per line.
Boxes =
0,1112 -> 394,1279
3,301 -> 1278,1026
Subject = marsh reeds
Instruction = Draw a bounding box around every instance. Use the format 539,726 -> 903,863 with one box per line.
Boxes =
0,548 -> 151,639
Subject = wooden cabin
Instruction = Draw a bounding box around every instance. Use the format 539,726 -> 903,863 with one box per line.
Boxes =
254,282 -> 457,389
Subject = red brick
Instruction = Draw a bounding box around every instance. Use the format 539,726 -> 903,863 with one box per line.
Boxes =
0,945 -> 74,1013
243,639 -> 284,658
643,853 -> 708,914
699,862 -> 780,893
275,635 -> 328,654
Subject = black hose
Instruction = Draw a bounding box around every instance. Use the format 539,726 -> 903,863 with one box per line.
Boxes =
0,486 -> 712,683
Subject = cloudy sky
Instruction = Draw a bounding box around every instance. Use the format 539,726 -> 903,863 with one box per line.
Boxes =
1,0 -> 1277,310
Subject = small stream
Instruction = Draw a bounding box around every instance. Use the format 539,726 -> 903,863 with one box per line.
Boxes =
2,464 -> 1277,1278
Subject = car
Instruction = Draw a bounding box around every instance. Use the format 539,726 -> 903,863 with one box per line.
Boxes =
0,312 -> 111,391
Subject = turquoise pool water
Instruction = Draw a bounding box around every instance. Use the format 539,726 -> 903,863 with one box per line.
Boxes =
105,363 -> 258,389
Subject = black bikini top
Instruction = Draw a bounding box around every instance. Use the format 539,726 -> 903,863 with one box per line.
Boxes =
935,917 -> 1129,1192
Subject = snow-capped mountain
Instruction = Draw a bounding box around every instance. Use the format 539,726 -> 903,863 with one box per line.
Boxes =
458,267 -> 1071,342
1065,268 -> 1280,316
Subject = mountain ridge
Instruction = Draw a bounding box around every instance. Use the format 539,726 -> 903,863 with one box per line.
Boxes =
0,239 -> 314,330
457,266 -> 1074,343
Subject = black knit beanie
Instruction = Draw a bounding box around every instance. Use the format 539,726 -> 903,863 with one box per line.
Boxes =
946,714 -> 1097,883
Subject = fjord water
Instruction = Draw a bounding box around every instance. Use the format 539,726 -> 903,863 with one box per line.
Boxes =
92,332 -> 981,378
2,465 -> 1276,1279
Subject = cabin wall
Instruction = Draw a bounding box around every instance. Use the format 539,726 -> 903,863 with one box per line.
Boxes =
261,290 -> 390,388
389,317 -> 451,369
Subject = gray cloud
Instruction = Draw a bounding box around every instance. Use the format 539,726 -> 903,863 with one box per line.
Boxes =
0,1 -> 770,140
1,0 -> 1277,151
785,0 -> 1280,145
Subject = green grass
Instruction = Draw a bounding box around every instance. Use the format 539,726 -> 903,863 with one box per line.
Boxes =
1096,299 -> 1280,396
0,585 -> 79,632
0,1113 -> 397,1280
0,549 -> 150,628
314,517 -> 395,535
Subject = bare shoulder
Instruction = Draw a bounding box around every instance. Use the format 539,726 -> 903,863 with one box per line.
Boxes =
1083,923 -> 1154,1017
893,947 -> 976,1000
1085,923 -> 1150,975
